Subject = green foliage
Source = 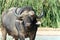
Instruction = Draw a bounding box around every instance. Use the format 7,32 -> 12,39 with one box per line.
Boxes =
41,0 -> 60,28
0,0 -> 60,28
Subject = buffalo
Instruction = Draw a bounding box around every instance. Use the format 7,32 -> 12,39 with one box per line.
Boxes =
1,6 -> 43,40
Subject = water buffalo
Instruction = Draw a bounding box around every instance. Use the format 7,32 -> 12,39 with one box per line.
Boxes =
1,6 -> 43,40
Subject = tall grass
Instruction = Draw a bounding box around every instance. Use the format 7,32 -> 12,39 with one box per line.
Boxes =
0,0 -> 60,28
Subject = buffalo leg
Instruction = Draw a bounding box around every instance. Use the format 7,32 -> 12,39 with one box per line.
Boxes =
1,27 -> 7,40
13,36 -> 18,40
29,32 -> 36,40
30,34 -> 36,40
14,38 -> 18,40
19,36 -> 25,40
19,34 -> 25,40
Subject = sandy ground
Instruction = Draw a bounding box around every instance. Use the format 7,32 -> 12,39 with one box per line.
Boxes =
1,28 -> 60,36
37,28 -> 60,36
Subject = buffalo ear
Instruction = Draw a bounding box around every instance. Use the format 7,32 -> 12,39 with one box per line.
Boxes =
35,21 -> 41,27
36,21 -> 41,25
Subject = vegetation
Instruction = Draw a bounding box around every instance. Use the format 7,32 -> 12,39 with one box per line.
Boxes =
0,0 -> 60,28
